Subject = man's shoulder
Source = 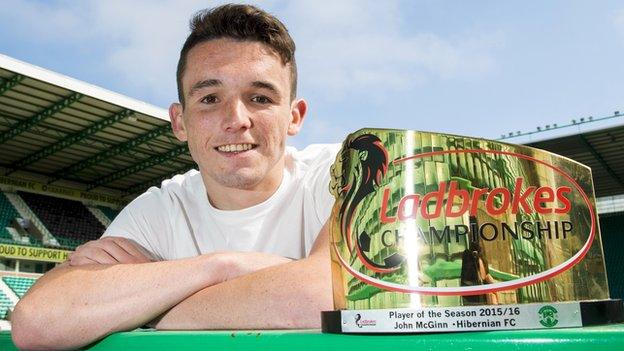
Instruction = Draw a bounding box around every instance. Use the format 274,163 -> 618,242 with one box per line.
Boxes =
132,169 -> 201,207
158,169 -> 201,192
286,143 -> 341,167
284,144 -> 340,193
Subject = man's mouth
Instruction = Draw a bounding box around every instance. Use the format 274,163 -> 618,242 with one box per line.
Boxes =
215,143 -> 258,153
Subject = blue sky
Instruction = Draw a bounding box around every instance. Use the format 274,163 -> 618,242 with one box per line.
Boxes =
1,0 -> 624,148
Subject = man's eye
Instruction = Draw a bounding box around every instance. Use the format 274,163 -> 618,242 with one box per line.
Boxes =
251,96 -> 272,104
201,95 -> 218,104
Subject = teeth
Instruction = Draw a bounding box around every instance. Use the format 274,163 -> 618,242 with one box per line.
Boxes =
217,144 -> 254,153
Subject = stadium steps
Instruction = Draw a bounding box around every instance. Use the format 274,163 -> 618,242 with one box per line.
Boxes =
0,192 -> 23,245
3,192 -> 58,247
5,227 -> 30,246
0,276 -> 22,321
0,290 -> 13,320
0,277 -> 19,305
18,191 -> 106,249
2,276 -> 37,299
87,206 -> 112,227
98,206 -> 120,222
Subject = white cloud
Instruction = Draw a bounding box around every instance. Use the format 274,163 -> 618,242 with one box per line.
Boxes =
1,0 -> 220,102
1,0 -> 502,105
283,0 -> 502,100
0,0 -> 95,41
89,0 -> 208,102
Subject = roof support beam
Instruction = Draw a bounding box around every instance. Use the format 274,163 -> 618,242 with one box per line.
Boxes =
7,109 -> 134,173
51,123 -> 171,181
578,134 -> 624,189
0,74 -> 24,96
0,92 -> 83,145
87,144 -> 189,190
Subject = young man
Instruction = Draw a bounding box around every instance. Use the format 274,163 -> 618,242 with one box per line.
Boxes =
12,4 -> 339,350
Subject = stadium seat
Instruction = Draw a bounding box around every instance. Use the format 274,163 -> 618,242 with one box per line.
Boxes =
0,193 -> 21,245
17,191 -> 106,249
2,276 -> 37,298
98,206 -> 120,222
0,290 -> 13,320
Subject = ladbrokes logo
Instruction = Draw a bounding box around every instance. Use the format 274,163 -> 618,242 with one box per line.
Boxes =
330,132 -> 597,296
379,178 -> 574,244
354,314 -> 377,328
380,178 -> 572,222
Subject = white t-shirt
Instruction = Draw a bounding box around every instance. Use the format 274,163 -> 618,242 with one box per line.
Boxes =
102,144 -> 340,261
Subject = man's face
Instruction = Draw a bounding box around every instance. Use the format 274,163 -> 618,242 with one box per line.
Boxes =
170,39 -> 306,193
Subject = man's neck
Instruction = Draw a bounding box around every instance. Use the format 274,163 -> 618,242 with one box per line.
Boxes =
206,182 -> 282,211
201,168 -> 285,211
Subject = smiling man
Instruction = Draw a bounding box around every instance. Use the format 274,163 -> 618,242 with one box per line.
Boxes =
11,4 -> 338,350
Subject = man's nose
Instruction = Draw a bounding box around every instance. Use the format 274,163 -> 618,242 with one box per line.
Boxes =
221,98 -> 251,131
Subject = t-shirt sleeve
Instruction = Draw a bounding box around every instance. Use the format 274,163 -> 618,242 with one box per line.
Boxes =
101,188 -> 170,261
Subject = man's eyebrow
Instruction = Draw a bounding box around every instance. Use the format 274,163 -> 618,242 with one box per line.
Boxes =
188,79 -> 222,96
251,81 -> 279,94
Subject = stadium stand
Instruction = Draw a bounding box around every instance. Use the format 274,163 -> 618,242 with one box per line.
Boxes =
2,276 -> 37,298
526,124 -> 624,300
2,191 -> 53,247
0,52 -> 622,346
98,205 -> 120,222
17,191 -> 105,249
598,212 -> 624,300
0,290 -> 12,319
0,192 -> 20,245
0,53 -> 192,327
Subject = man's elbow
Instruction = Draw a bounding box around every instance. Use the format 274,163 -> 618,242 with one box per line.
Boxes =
279,295 -> 331,329
281,278 -> 333,328
12,302 -> 47,350
12,300 -> 68,350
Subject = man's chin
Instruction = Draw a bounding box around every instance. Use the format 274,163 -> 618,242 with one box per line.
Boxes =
213,172 -> 263,190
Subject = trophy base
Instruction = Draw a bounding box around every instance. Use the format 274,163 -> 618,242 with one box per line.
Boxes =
322,299 -> 623,334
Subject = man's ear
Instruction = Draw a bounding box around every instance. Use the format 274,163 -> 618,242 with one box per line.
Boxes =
287,98 -> 307,136
169,103 -> 187,141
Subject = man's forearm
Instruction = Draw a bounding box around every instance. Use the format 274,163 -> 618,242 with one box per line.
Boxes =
154,252 -> 333,330
11,255 -> 222,350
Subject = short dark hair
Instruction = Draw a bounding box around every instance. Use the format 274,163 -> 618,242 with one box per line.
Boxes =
176,4 -> 297,106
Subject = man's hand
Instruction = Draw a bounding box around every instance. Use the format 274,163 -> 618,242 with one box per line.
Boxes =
154,221 -> 332,330
68,236 -> 153,266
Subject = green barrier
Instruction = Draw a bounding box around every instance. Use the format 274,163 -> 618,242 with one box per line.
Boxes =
2,325 -> 624,350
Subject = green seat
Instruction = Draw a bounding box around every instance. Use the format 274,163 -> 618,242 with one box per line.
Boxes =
0,192 -> 20,244
2,276 -> 37,298
98,206 -> 120,222
0,290 -> 13,320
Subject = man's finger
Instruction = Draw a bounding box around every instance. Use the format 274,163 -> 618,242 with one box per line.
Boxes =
79,246 -> 118,265
91,240 -> 140,263
70,237 -> 151,265
69,255 -> 100,267
109,238 -> 152,263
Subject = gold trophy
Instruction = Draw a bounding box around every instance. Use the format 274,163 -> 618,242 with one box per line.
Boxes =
321,129 -> 623,333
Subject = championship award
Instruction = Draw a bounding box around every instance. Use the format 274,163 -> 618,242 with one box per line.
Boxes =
321,129 -> 623,333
